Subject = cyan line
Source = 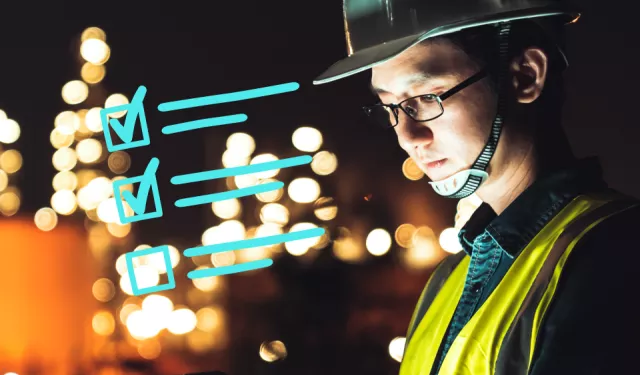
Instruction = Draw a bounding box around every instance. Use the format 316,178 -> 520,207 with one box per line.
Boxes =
187,259 -> 274,278
183,227 -> 326,257
174,181 -> 284,208
171,155 -> 312,185
157,82 -> 300,112
161,114 -> 248,134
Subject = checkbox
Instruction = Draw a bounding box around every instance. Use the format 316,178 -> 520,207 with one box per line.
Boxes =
125,245 -> 176,296
100,85 -> 151,152
113,157 -> 163,224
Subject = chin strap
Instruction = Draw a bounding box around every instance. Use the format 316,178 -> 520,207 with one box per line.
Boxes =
429,22 -> 512,199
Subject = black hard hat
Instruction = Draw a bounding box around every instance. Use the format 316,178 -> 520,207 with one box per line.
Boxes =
313,0 -> 580,85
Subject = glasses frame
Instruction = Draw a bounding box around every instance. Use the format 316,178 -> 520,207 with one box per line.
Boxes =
363,68 -> 488,128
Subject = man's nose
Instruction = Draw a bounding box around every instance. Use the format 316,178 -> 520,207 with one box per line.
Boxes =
395,111 -> 434,151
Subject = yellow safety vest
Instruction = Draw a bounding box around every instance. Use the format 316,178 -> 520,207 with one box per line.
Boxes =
399,192 -> 638,375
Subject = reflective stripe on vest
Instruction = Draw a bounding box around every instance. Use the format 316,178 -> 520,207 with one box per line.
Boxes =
399,193 -> 638,375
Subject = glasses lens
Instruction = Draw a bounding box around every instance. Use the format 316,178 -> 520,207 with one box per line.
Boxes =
401,95 -> 443,121
364,105 -> 396,128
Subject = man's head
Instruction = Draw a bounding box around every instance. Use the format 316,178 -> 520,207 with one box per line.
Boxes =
369,20 -> 573,187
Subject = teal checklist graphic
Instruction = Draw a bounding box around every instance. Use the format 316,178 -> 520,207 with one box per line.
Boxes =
103,80 -> 325,296
101,85 -> 150,152
125,245 -> 176,295
113,157 -> 163,224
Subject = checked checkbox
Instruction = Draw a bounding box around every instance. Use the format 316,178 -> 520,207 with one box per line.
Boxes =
125,245 -> 176,296
101,85 -> 151,152
113,157 -> 163,224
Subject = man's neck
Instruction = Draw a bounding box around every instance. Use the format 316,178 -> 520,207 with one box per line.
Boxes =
475,140 -> 577,216
477,143 -> 538,215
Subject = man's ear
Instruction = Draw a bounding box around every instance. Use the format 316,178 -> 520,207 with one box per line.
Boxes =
509,47 -> 549,104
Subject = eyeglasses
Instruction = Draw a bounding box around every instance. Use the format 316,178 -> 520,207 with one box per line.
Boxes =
362,69 -> 488,129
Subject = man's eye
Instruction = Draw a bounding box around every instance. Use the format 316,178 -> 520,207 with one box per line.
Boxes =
419,94 -> 438,102
404,106 -> 418,116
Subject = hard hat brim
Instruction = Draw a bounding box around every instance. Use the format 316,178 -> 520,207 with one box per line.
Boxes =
313,32 -> 423,85
312,9 -> 580,85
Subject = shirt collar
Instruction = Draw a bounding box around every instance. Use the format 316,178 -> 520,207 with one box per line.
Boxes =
457,156 -> 608,258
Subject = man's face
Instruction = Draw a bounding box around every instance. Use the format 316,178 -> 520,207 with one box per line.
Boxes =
370,40 -> 497,182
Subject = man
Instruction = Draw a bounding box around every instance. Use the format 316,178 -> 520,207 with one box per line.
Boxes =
314,1 -> 640,374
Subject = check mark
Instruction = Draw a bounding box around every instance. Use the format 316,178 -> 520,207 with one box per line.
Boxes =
108,86 -> 147,143
122,157 -> 160,215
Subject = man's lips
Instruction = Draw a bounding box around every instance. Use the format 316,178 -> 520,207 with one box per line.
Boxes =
424,158 -> 447,169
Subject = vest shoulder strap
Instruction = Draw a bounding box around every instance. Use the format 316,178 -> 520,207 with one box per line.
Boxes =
405,251 -> 467,344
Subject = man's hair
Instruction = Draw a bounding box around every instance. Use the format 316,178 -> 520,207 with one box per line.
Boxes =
428,19 -> 568,125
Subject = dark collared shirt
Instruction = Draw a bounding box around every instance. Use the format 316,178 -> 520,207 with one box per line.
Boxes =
430,156 -> 627,374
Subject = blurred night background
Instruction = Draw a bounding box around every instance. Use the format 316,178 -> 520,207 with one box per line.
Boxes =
0,0 -> 638,374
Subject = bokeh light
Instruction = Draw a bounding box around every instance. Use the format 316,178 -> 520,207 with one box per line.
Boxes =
211,198 -> 241,219
0,188 -> 20,216
394,223 -> 416,248
222,148 -> 250,168
389,337 -> 406,362
119,302 -> 142,325
332,228 -> 366,263
107,222 -> 131,238
226,132 -> 255,156
74,109 -> 92,137
34,207 -> 58,231
255,178 -> 284,202
402,157 -> 425,181
366,228 -> 392,256
81,26 -> 106,42
53,171 -> 78,191
0,170 -> 8,192
85,107 -> 103,132
50,128 -> 75,149
104,94 -> 128,118
402,226 -> 441,269
439,227 -> 463,254
141,295 -> 174,320
167,308 -> 197,335
218,220 -> 246,242
211,251 -> 236,267
0,150 -> 22,173
52,147 -> 78,171
292,126 -> 323,152
107,151 -> 131,173
196,307 -> 224,333
61,80 -> 89,105
138,339 -> 162,360
51,189 -> 77,215
313,197 -> 338,221
259,340 -> 288,362
0,119 -> 20,144
126,309 -> 161,340
259,203 -> 289,226
92,311 -> 116,336
311,151 -> 338,176
54,111 -> 80,135
76,138 -> 102,163
81,62 -> 106,84
92,278 -> 116,302
250,153 -> 279,179
284,222 -> 320,256
288,178 -> 320,203
192,266 -> 223,292
80,38 -> 110,65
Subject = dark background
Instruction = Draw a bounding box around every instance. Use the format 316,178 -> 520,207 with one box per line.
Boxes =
0,0 -> 638,374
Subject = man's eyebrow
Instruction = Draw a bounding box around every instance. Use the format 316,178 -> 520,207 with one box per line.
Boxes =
369,72 -> 444,96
